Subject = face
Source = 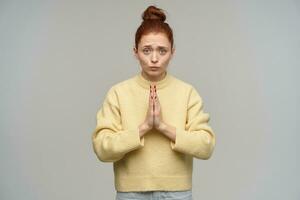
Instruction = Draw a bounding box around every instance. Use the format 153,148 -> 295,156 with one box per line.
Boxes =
133,32 -> 175,81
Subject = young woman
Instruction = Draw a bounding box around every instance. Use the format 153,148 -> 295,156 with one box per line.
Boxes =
92,5 -> 216,200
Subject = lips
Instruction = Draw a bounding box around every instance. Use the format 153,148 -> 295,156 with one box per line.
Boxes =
150,67 -> 159,71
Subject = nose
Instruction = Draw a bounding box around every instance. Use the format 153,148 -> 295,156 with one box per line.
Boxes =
151,52 -> 158,63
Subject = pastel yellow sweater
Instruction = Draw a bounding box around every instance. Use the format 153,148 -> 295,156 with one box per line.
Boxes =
91,71 -> 216,192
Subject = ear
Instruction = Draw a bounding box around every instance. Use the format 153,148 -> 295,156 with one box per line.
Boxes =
133,47 -> 138,59
171,47 -> 175,58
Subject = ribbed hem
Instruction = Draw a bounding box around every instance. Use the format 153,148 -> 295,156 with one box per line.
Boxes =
134,70 -> 173,89
115,176 -> 192,192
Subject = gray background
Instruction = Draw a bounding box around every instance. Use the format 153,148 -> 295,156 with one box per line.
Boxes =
1,0 -> 299,200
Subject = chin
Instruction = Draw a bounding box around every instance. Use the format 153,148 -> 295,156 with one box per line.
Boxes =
149,70 -> 160,73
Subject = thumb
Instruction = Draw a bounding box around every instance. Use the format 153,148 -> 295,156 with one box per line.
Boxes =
152,98 -> 155,112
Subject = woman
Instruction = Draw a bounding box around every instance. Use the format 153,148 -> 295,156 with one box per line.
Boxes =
92,5 -> 216,200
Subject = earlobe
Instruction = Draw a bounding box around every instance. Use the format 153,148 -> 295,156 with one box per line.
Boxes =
133,47 -> 138,59
170,48 -> 175,59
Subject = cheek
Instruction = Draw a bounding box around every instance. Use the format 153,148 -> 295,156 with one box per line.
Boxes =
161,56 -> 171,65
138,55 -> 149,64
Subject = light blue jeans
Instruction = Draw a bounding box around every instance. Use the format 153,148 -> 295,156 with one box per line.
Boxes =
115,189 -> 193,200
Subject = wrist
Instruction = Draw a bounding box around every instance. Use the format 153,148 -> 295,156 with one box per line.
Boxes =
158,122 -> 167,132
139,123 -> 151,136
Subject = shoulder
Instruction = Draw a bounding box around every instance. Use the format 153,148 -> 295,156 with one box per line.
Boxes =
169,74 -> 195,92
170,74 -> 204,100
105,75 -> 135,95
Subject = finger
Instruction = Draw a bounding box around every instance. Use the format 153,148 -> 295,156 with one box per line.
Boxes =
149,87 -> 152,103
155,89 -> 159,101
152,89 -> 156,103
150,85 -> 154,99
152,98 -> 155,112
150,85 -> 154,100
151,87 -> 154,99
150,96 -> 154,109
150,87 -> 154,103
155,95 -> 159,108
152,85 -> 155,94
154,85 -> 157,99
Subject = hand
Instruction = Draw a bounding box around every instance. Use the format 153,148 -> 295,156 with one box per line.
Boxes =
139,84 -> 165,137
152,85 -> 176,141
152,85 -> 164,130
139,84 -> 176,141
139,85 -> 155,136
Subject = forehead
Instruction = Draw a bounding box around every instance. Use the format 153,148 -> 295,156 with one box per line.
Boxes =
139,32 -> 170,48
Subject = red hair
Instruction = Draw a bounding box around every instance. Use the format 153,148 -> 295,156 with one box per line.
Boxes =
135,5 -> 174,50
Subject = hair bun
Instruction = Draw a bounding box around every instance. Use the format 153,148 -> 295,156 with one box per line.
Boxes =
142,5 -> 166,22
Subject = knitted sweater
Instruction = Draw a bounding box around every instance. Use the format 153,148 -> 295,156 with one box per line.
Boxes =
91,71 -> 216,192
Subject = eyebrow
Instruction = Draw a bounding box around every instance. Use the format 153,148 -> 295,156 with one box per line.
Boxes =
142,45 -> 168,49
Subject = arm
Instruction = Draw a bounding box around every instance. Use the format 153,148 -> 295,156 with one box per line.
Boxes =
167,86 -> 216,160
91,87 -> 145,163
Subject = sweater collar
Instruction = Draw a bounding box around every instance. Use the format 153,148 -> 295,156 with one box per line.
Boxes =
134,70 -> 172,89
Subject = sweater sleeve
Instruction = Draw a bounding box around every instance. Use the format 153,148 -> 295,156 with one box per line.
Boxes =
92,87 -> 145,163
170,86 -> 216,160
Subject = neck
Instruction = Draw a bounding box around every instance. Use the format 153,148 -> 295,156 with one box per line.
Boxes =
135,70 -> 172,89
141,71 -> 167,82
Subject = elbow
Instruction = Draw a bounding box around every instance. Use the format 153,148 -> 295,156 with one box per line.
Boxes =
96,152 -> 122,163
201,150 -> 214,160
196,148 -> 215,160
197,136 -> 216,160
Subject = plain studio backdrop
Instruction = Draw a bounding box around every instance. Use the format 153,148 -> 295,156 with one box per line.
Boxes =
0,1 -> 299,200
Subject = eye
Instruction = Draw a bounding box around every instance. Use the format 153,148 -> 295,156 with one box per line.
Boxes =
159,49 -> 167,54
142,48 -> 151,54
